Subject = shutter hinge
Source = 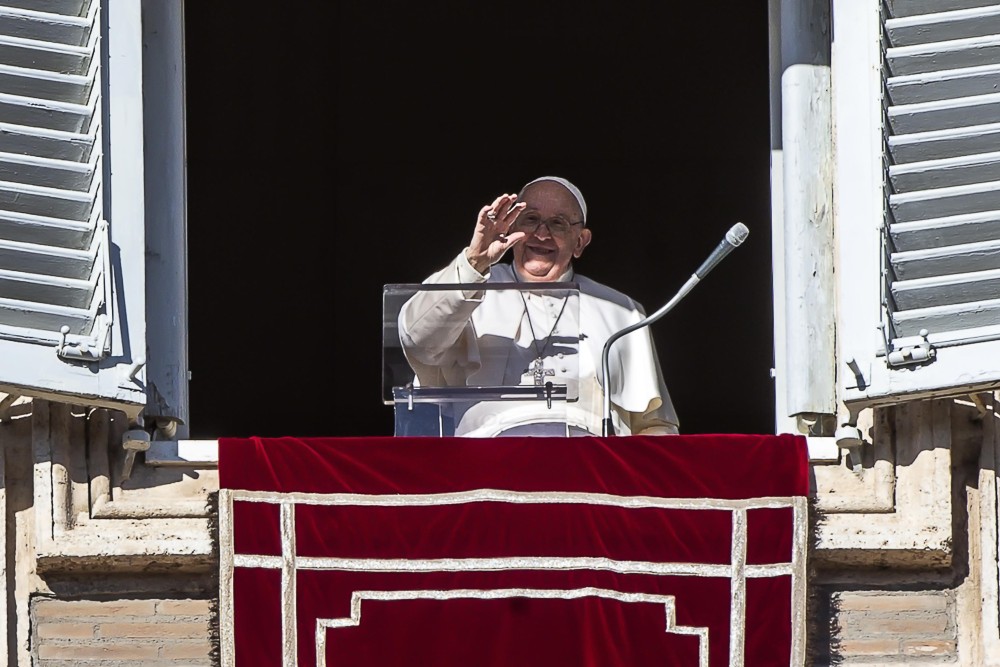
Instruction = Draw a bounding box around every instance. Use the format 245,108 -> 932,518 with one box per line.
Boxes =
56,219 -> 113,363
57,315 -> 112,362
886,328 -> 936,368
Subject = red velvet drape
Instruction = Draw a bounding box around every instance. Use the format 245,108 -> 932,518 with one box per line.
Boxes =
220,434 -> 808,667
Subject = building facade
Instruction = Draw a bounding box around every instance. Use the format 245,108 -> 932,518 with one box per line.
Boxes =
771,0 -> 1000,663
1,0 -> 999,665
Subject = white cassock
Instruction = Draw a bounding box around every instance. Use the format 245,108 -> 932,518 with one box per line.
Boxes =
398,251 -> 680,437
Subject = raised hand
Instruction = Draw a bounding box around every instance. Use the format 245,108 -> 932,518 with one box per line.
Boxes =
466,193 -> 527,274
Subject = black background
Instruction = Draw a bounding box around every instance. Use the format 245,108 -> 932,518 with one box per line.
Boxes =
183,2 -> 775,439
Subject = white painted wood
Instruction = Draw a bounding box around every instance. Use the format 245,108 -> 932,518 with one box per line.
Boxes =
145,440 -> 219,468
806,436 -> 840,463
863,340 -> 1000,398
780,0 -> 837,419
832,0 -> 887,399
140,0 -> 189,430
101,0 -> 146,401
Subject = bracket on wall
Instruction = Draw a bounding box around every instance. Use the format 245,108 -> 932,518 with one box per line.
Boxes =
121,428 -> 150,481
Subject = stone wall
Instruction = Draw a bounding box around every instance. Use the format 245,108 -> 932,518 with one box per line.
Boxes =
812,589 -> 957,663
32,597 -> 214,666
806,394 -> 1000,665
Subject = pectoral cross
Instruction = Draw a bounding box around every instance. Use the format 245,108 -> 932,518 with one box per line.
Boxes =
529,358 -> 555,386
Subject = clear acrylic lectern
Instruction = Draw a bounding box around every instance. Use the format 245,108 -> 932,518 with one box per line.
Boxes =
383,282 -> 581,437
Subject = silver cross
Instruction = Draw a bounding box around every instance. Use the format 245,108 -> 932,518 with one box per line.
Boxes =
529,358 -> 555,386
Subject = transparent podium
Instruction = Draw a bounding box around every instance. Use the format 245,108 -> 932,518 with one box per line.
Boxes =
384,281 -> 582,437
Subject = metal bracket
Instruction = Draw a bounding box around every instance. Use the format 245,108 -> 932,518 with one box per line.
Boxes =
121,429 -> 151,481
886,328 -> 936,368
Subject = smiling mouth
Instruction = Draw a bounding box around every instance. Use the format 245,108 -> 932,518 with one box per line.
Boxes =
525,243 -> 556,256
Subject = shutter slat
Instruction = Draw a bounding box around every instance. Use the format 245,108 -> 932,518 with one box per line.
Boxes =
0,266 -> 93,307
0,0 -> 102,350
888,92 -> 1000,134
890,238 -> 1000,279
0,62 -> 92,103
0,236 -> 95,279
0,294 -> 93,334
887,64 -> 1000,106
0,8 -> 92,47
892,296 -> 1000,337
889,151 -> 1000,191
890,209 -> 1000,250
0,36 -> 90,72
890,179 -> 1000,222
0,178 -> 94,218
887,0 -> 1000,18
0,150 -> 93,190
0,91 -> 93,133
886,5 -> 1000,46
887,34 -> 1000,75
0,1 -> 89,16
891,267 -> 1000,308
0,122 -> 94,161
889,122 -> 1000,162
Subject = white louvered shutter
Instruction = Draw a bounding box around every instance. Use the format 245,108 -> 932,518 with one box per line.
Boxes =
0,0 -> 146,410
840,0 -> 1000,406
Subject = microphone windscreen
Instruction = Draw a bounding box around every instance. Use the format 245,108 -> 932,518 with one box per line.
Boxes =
726,222 -> 749,247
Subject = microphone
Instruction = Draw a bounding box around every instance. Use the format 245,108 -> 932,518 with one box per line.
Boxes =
601,222 -> 749,436
695,222 -> 750,279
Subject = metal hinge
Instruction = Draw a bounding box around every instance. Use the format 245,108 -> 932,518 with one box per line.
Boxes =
57,315 -> 112,362
886,329 -> 936,368
56,220 -> 113,363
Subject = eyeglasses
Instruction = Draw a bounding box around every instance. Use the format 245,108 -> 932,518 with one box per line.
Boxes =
514,213 -> 585,237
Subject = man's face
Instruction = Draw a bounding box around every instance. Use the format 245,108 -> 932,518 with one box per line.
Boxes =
512,181 -> 592,282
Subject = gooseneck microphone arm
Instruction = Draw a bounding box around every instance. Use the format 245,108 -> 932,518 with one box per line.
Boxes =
601,222 -> 750,437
